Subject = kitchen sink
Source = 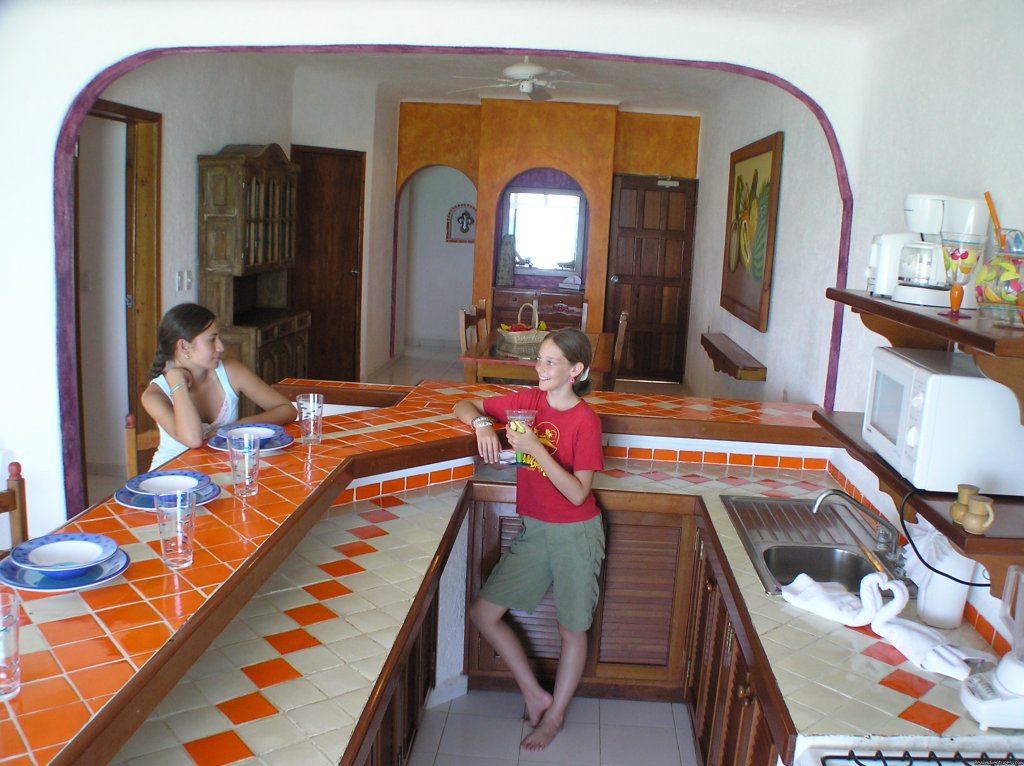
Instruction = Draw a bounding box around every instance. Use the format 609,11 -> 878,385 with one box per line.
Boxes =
761,544 -> 877,593
721,495 -> 900,596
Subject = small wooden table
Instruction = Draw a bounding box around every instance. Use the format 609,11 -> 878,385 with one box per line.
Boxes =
459,330 -> 614,389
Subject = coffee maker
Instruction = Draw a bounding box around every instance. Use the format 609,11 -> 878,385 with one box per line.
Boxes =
868,194 -> 989,307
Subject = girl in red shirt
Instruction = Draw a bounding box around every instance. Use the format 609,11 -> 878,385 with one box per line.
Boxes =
454,328 -> 604,752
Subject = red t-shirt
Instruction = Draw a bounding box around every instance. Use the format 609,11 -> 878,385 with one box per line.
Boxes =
484,388 -> 603,523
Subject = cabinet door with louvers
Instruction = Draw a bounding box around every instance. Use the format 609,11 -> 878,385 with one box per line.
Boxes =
465,488 -> 696,699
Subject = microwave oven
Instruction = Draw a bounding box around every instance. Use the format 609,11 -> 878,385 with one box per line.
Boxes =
862,347 -> 1024,495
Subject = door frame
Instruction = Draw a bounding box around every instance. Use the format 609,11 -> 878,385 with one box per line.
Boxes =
70,99 -> 161,512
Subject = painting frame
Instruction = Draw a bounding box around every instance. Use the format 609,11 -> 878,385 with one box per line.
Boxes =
720,132 -> 784,332
446,203 -> 476,243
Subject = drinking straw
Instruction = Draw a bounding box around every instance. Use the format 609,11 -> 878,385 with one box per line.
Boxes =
985,191 -> 1007,250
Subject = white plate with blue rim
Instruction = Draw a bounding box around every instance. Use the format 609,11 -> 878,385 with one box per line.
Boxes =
114,481 -> 221,511
0,548 -> 131,592
10,532 -> 119,580
215,423 -> 285,447
207,431 -> 294,453
125,469 -> 211,496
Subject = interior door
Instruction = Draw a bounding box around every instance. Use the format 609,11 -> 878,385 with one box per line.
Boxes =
290,145 -> 365,381
604,175 -> 697,382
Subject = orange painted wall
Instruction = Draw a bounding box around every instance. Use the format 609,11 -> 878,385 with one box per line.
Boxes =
396,101 -> 700,332
614,113 -> 700,178
396,103 -> 480,190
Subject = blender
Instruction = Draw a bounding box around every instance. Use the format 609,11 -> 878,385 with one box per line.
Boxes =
961,564 -> 1024,730
890,194 -> 988,308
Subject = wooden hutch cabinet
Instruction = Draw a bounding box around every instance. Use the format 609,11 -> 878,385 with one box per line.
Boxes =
198,144 -> 310,415
491,288 -> 585,331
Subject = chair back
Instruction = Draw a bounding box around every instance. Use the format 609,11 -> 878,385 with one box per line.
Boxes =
0,462 -> 27,553
608,310 -> 629,391
125,413 -> 161,477
458,305 -> 488,355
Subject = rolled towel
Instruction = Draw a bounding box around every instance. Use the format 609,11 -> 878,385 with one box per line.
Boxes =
780,572 -> 885,626
868,577 -> 996,680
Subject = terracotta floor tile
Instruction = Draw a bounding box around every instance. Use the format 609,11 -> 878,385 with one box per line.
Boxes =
303,580 -> 353,600
862,642 -> 907,666
334,541 -> 376,557
37,615 -> 104,647
68,659 -> 136,698
19,650 -> 62,682
18,700 -> 92,750
9,676 -> 78,715
880,669 -> 936,698
284,603 -> 336,626
52,637 -> 123,673
358,509 -> 399,524
264,628 -> 321,654
898,700 -> 958,734
112,622 -> 172,655
240,657 -> 302,688
94,602 -> 162,632
184,730 -> 255,766
319,559 -> 365,578
371,495 -> 405,508
216,691 -> 278,725
348,525 -> 387,541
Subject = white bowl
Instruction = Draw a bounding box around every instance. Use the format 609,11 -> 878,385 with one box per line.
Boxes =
11,533 -> 119,581
216,423 -> 284,447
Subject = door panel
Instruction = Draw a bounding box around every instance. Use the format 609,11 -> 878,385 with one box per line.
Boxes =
605,175 -> 698,382
290,145 -> 365,381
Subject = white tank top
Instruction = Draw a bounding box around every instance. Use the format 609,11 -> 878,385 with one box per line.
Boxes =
148,362 -> 239,471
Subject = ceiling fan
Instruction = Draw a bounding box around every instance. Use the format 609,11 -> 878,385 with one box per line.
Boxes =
449,56 -> 606,102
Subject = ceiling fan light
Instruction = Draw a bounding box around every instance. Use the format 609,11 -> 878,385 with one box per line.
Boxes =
519,80 -> 534,94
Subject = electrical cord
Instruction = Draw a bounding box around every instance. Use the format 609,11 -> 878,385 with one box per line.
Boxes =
898,488 -> 990,587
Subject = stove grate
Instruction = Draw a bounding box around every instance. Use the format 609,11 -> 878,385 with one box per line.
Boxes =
821,752 -> 1020,766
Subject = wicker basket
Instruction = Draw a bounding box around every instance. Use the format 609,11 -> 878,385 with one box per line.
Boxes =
497,303 -> 548,348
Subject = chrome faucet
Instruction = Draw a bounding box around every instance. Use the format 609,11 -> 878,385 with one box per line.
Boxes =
811,489 -> 905,572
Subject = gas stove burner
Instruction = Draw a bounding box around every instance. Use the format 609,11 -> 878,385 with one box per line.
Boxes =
820,752 -> 1019,766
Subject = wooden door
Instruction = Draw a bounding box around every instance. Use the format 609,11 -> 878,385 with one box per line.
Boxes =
290,145 -> 365,381
605,175 -> 697,382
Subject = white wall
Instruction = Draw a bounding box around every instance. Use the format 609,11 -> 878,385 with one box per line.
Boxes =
1,0 -> 1021,540
687,75 -> 843,404
78,116 -> 128,480
404,167 -> 476,347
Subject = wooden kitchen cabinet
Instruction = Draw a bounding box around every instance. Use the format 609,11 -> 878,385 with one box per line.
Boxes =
466,485 -> 695,700
687,521 -> 792,766
492,288 -> 584,331
198,144 -> 309,411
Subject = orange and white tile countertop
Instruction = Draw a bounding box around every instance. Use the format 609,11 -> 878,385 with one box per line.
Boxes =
1,380 -> 1020,765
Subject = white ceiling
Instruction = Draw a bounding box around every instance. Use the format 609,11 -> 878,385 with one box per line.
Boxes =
235,0 -> 923,115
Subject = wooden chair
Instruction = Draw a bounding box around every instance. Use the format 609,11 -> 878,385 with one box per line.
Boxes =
125,413 -> 160,477
0,462 -> 27,553
606,310 -> 629,391
458,304 -> 489,355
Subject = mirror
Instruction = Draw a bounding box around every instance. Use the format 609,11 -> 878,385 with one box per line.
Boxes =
498,169 -> 587,279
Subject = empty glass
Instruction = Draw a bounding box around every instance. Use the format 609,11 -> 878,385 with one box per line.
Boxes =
297,393 -> 324,445
228,431 -> 261,497
154,490 -> 197,569
0,591 -> 20,701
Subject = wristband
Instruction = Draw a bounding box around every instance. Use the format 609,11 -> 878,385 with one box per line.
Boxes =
168,382 -> 186,396
471,416 -> 495,429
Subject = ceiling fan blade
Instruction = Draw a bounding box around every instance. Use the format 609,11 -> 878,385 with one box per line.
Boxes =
527,86 -> 552,102
545,79 -> 613,88
447,83 -> 516,96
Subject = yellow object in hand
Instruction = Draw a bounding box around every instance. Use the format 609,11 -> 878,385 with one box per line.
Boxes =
509,421 -> 526,433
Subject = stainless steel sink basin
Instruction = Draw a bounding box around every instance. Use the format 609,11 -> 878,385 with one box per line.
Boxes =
761,544 -> 877,593
721,495 -> 898,596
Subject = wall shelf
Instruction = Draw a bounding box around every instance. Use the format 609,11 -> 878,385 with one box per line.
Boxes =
813,409 -> 1023,592
700,332 -> 766,381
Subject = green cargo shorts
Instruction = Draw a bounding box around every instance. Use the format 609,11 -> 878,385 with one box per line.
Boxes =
478,514 -> 605,632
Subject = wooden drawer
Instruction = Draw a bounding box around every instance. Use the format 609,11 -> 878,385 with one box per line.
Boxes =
492,288 -> 537,311
537,292 -> 583,311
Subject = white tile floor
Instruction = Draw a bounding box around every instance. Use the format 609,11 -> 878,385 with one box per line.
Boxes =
367,344 -> 691,397
407,690 -> 699,766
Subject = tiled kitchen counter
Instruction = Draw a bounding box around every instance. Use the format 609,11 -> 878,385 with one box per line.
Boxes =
1,380 -> 1019,765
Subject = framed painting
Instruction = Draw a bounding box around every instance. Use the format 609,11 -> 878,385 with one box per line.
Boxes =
720,132 -> 784,332
446,203 -> 476,243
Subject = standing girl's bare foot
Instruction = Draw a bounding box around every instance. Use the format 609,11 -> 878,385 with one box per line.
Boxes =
523,689 -> 553,727
521,709 -> 564,751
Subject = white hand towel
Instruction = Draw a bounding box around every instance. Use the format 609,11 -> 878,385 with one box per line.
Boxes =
868,577 -> 996,680
780,572 -> 885,627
